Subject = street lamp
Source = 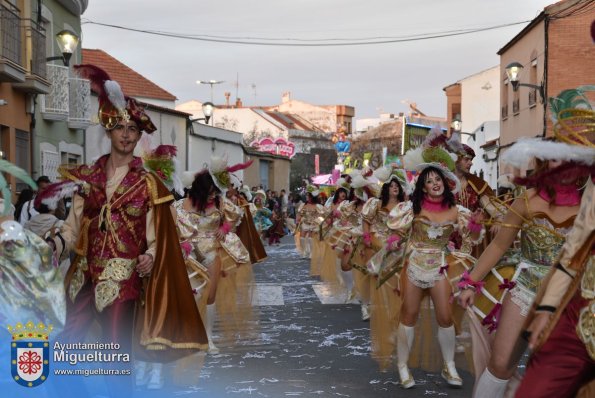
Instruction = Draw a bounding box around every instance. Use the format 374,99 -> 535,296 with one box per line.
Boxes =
196,80 -> 224,102
46,30 -> 80,66
451,114 -> 476,140
505,61 -> 545,103
190,101 -> 215,125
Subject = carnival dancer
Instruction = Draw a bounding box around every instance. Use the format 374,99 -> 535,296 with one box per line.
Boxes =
325,171 -> 378,307
174,156 -> 252,355
252,190 -> 273,240
361,165 -> 409,365
517,178 -> 594,398
369,128 -> 485,389
266,206 -> 286,245
315,178 -> 349,280
295,184 -> 325,259
458,88 -> 595,398
235,185 -> 267,264
42,65 -> 206,393
447,135 -> 498,256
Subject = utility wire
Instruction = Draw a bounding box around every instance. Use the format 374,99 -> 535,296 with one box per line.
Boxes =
81,19 -> 532,47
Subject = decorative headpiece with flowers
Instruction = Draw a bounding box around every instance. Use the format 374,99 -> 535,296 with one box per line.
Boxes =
74,64 -> 156,134
350,173 -> 379,202
402,125 -> 461,194
142,144 -> 184,196
373,164 -> 413,196
182,156 -> 253,194
305,183 -> 320,197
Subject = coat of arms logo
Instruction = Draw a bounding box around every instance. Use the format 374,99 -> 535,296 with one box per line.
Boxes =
8,321 -> 52,387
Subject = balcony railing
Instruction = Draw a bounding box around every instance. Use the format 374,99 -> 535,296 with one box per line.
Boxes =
512,99 -> 520,114
528,89 -> 537,106
68,77 -> 92,129
0,3 -> 21,65
501,104 -> 508,119
29,21 -> 46,79
41,64 -> 69,121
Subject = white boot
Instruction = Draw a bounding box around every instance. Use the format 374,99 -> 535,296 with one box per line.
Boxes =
360,302 -> 370,321
473,368 -> 509,398
206,304 -> 219,354
335,258 -> 345,287
342,269 -> 355,302
134,360 -> 148,386
304,237 -> 312,258
300,238 -> 307,258
438,325 -> 462,387
146,362 -> 164,390
396,323 -> 415,389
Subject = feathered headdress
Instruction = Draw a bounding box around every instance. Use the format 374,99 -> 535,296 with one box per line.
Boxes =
373,165 -> 413,196
502,86 -> 595,169
185,155 -> 254,194
351,173 -> 379,201
74,64 -> 156,134
305,183 -> 320,197
0,160 -> 37,215
239,185 -> 252,202
253,189 -> 266,204
334,177 -> 351,191
402,125 -> 461,194
142,144 -> 184,196
35,180 -> 80,211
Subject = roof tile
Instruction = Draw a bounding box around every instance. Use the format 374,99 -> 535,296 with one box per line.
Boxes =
81,49 -> 176,101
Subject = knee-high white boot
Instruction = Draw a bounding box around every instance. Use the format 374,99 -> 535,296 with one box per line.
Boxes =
300,238 -> 307,258
342,269 -> 355,302
335,258 -> 345,287
473,368 -> 508,398
438,325 -> 462,387
305,237 -> 312,258
396,323 -> 415,389
206,304 -> 219,354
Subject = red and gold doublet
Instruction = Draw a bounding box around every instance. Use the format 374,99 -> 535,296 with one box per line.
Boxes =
63,155 -> 154,309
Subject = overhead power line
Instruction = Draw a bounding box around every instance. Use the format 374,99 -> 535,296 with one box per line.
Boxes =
81,19 -> 532,47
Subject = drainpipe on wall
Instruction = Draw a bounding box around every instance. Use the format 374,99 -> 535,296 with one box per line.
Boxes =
29,94 -> 38,180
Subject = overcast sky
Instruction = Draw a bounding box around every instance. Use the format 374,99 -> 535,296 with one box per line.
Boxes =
80,0 -> 554,120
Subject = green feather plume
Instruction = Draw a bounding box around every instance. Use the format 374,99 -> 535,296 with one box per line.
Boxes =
422,147 -> 455,171
0,159 -> 37,216
549,85 -> 595,123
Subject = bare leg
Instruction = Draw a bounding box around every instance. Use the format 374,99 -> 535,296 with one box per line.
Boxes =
474,295 -> 528,398
488,295 -> 527,380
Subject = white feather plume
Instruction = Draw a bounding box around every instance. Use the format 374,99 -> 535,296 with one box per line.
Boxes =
104,80 -> 126,113
501,138 -> 595,169
209,155 -> 228,174
181,171 -> 195,188
41,181 -> 80,210
171,157 -> 185,196
373,166 -> 391,183
351,174 -> 371,189
402,146 -> 424,170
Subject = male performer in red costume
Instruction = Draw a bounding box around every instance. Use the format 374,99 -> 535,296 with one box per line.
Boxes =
44,65 -> 206,393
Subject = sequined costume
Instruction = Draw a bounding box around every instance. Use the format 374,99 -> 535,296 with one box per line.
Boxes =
508,197 -> 575,316
0,221 -> 65,330
253,206 -> 273,234
296,203 -> 325,234
360,198 -> 402,369
516,181 -> 595,398
56,155 -> 207,360
173,198 -> 250,270
326,200 -> 363,252
370,201 -> 483,288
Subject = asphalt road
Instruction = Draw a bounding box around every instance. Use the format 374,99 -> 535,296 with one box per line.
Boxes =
150,236 -> 474,397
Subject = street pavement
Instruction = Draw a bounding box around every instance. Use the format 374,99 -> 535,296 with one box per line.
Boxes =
140,236 -> 474,397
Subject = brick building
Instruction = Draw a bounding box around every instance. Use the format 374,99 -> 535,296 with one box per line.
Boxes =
497,0 -> 595,175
